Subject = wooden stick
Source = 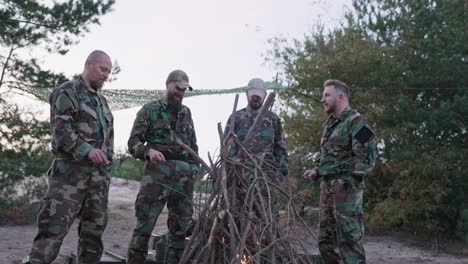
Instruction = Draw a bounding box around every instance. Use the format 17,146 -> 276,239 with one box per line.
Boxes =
240,92 -> 276,153
223,93 -> 239,146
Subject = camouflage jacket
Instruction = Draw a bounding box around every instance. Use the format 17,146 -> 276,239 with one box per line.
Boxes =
128,97 -> 200,172
49,77 -> 114,161
225,106 -> 289,177
317,106 -> 377,178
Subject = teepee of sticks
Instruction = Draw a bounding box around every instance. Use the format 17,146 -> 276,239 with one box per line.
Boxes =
179,93 -> 321,264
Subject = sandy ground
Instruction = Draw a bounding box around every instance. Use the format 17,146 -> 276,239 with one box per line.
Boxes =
1,178 -> 467,264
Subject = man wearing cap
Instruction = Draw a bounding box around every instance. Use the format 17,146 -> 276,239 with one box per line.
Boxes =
224,78 -> 288,261
224,77 -> 288,178
126,70 -> 199,264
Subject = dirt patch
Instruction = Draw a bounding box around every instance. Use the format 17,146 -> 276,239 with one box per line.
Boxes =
0,178 -> 168,264
1,178 -> 467,263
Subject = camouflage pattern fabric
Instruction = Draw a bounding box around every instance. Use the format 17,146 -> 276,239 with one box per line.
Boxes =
319,177 -> 365,264
50,78 -> 114,161
127,97 -> 199,264
225,106 -> 288,177
127,98 -> 198,173
127,161 -> 194,264
28,78 -> 114,264
317,107 -> 376,178
317,107 -> 376,264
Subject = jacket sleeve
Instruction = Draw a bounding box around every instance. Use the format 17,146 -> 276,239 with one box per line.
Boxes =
127,106 -> 151,160
351,119 -> 377,177
52,89 -> 94,160
315,119 -> 329,176
224,113 -> 239,157
274,116 -> 289,177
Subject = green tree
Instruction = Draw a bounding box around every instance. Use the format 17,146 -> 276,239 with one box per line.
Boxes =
351,0 -> 468,237
0,0 -> 115,100
353,0 -> 468,88
267,0 -> 468,239
267,19 -> 396,204
0,0 -> 115,223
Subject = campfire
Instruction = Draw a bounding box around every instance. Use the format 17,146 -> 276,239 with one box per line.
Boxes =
179,93 -> 318,263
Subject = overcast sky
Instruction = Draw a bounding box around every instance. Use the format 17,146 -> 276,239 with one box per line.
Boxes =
40,0 -> 352,90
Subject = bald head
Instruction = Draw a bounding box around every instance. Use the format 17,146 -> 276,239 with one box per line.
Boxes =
86,50 -> 110,64
82,50 -> 112,90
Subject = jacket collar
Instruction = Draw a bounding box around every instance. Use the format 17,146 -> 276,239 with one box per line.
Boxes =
78,76 -> 99,94
327,106 -> 353,125
246,105 -> 260,116
160,97 -> 169,110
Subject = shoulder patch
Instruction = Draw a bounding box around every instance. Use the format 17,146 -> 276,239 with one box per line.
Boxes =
355,126 -> 374,144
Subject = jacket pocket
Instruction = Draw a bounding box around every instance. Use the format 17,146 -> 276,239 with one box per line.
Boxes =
77,102 -> 98,138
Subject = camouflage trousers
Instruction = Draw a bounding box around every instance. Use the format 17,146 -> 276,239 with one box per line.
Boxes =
28,158 -> 112,264
318,175 -> 365,264
127,160 -> 194,264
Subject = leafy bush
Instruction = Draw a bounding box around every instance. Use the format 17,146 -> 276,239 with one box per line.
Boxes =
112,153 -> 145,181
0,105 -> 52,225
0,0 -> 115,224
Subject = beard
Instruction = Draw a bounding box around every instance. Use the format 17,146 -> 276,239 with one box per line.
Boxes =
249,102 -> 262,110
167,93 -> 182,111
89,80 -> 104,90
249,99 -> 263,110
89,79 -> 104,90
323,102 -> 336,115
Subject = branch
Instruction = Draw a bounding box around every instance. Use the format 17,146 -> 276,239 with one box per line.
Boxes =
0,54 -> 19,62
297,91 -> 321,104
0,46 -> 15,89
4,18 -> 61,30
178,141 -> 214,178
240,92 -> 276,152
223,93 -> 239,146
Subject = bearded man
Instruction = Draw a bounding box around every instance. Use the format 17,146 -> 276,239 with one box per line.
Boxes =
304,79 -> 377,264
224,78 -> 288,177
24,50 -> 114,264
126,70 -> 200,264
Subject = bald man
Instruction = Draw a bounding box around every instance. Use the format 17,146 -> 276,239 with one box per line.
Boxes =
24,50 -> 114,264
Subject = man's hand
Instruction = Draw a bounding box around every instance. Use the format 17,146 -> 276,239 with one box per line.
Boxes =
303,168 -> 319,181
88,148 -> 110,165
147,148 -> 166,163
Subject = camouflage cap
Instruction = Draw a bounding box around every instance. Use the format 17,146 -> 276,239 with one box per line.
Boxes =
167,69 -> 193,91
246,78 -> 267,98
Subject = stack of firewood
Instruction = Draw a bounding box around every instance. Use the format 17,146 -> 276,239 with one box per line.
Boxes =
179,93 -> 319,264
